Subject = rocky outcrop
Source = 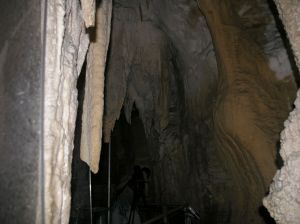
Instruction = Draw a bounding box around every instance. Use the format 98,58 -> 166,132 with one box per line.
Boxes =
263,1 -> 300,223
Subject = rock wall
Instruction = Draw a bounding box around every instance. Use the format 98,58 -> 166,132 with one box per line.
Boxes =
44,0 -> 89,223
263,1 -> 300,223
45,0 -> 113,221
103,2 -> 220,220
103,0 -> 296,223
0,0 -> 43,223
44,0 -> 300,223
197,0 -> 296,222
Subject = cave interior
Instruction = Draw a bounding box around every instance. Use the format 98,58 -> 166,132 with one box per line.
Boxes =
69,0 -> 298,223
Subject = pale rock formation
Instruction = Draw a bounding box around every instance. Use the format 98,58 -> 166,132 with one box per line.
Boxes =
45,0 -> 113,221
80,0 -> 96,27
44,0 -> 89,223
263,1 -> 300,223
80,0 -> 112,173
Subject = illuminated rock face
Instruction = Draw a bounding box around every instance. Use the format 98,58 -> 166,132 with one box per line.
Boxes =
44,0 -> 89,223
44,0 -> 299,223
44,0 -> 113,222
263,1 -> 300,223
80,0 -> 112,174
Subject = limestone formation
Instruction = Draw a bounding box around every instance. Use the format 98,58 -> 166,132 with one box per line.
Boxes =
196,0 -> 295,222
80,0 -> 112,173
80,0 -> 96,27
44,0 -> 89,223
44,0 -> 300,223
263,1 -> 300,223
103,0 -> 296,223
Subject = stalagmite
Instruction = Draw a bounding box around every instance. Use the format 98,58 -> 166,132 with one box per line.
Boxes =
263,1 -> 300,223
44,0 -> 89,223
80,0 -> 112,173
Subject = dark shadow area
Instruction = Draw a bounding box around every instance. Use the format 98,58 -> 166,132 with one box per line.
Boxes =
259,206 -> 276,224
69,60 -> 93,224
275,140 -> 284,169
267,0 -> 300,87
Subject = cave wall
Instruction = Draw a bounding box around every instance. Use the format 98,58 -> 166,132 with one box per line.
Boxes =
103,0 -> 296,223
263,1 -> 300,223
103,1 -> 220,217
42,0 -> 300,223
44,0 -> 89,223
0,1 -> 44,223
198,0 -> 296,223
44,0 -> 114,222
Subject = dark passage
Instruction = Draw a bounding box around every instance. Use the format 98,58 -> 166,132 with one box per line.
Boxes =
70,0 -> 297,223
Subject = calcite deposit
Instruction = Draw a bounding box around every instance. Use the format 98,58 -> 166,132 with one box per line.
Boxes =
80,0 -> 96,27
102,0 -> 296,223
263,1 -> 300,223
44,0 -> 89,223
44,0 -> 300,223
80,0 -> 112,173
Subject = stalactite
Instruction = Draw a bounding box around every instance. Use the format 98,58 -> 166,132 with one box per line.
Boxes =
80,0 -> 112,173
102,0 -> 296,222
80,0 -> 96,28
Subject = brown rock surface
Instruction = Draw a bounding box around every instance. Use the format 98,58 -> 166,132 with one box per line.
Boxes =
102,0 -> 296,223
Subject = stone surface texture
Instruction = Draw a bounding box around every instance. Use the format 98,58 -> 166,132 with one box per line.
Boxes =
0,0 -> 43,223
103,0 -> 296,223
80,0 -> 112,174
44,0 -> 89,223
80,0 -> 96,28
263,1 -> 300,223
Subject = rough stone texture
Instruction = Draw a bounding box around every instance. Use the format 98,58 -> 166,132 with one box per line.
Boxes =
44,0 -> 89,223
103,0 -> 296,223
103,2 -> 220,221
263,1 -> 300,223
80,0 -> 112,174
197,0 -> 295,222
80,0 -> 96,27
0,1 -> 43,223
272,0 -> 300,70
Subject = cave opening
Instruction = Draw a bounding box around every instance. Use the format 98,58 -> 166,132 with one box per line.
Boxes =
69,0 -> 299,224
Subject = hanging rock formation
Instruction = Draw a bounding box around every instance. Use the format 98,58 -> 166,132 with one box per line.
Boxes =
44,0 -> 300,223
44,0 -> 89,223
263,1 -> 300,223
80,0 -> 112,174
103,0 -> 296,223
45,0 -> 113,222
80,0 -> 96,27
